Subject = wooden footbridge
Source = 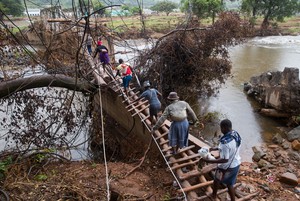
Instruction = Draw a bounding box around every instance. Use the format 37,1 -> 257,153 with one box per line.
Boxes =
85,54 -> 258,201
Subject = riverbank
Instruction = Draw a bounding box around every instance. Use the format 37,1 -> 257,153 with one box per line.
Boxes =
1,143 -> 299,200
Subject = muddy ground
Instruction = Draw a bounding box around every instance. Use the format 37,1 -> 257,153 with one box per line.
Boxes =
1,150 -> 299,201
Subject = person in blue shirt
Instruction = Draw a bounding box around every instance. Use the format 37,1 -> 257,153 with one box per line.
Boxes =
134,81 -> 162,125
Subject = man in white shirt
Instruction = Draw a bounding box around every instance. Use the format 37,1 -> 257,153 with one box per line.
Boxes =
201,119 -> 241,201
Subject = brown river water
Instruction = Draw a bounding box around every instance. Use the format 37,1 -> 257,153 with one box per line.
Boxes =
200,35 -> 300,161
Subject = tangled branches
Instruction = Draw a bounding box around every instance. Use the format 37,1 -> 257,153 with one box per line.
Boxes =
136,12 -> 252,99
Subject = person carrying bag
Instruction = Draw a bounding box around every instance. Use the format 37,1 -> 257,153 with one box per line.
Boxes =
200,119 -> 241,201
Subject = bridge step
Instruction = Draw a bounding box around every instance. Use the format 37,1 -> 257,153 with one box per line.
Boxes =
178,164 -> 218,180
168,153 -> 200,165
127,100 -> 148,112
165,145 -> 195,158
155,131 -> 168,140
131,105 -> 149,116
159,139 -> 169,145
178,180 -> 214,193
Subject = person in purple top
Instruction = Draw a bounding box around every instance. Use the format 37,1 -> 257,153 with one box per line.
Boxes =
93,42 -> 110,65
134,81 -> 162,124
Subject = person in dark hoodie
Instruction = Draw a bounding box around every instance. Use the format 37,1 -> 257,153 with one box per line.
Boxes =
93,39 -> 110,65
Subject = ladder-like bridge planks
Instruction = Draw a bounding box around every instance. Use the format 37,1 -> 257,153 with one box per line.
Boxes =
91,62 -> 258,201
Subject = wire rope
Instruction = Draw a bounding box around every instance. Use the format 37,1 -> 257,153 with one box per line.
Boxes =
136,113 -> 188,201
97,78 -> 110,200
112,76 -> 187,200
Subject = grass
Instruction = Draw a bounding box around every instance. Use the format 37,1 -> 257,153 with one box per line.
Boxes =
106,14 -> 185,32
103,14 -> 300,36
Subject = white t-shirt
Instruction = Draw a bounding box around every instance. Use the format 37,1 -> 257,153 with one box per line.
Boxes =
218,139 -> 241,169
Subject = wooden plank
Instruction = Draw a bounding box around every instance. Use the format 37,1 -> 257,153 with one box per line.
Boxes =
131,104 -> 149,116
125,97 -> 145,108
162,146 -> 172,152
196,183 -> 241,200
127,100 -> 148,111
178,180 -> 213,193
172,160 -> 200,171
141,115 -> 150,122
189,135 -> 219,158
159,139 -> 169,145
178,164 -> 217,180
168,154 -> 200,165
166,145 -> 195,158
155,131 -> 168,140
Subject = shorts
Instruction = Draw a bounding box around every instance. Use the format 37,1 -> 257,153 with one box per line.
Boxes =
122,75 -> 132,88
215,165 -> 240,186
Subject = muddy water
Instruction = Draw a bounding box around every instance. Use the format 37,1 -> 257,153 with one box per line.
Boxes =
202,35 -> 300,162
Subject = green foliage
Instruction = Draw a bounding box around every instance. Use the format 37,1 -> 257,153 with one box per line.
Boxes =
35,174 -> 48,181
150,1 -> 178,16
130,6 -> 141,15
0,0 -> 24,17
163,193 -> 171,201
202,111 -> 222,122
241,0 -> 300,28
181,0 -> 224,23
0,156 -> 13,179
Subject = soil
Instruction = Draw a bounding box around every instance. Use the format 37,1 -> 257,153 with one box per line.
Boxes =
2,159 -> 179,200
1,154 -> 300,200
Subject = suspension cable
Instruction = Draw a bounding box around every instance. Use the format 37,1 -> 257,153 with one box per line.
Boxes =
97,69 -> 110,200
118,79 -> 187,201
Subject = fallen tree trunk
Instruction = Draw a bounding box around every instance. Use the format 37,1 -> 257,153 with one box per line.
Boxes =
0,74 -> 97,99
259,108 -> 291,118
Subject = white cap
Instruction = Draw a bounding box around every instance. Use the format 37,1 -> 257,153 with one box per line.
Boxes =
143,81 -> 150,87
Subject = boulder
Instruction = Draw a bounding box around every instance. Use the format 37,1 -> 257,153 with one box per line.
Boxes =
272,133 -> 284,144
257,159 -> 271,168
291,140 -> 300,151
287,151 -> 300,161
279,172 -> 298,186
281,141 -> 290,149
286,126 -> 300,141
252,152 -> 263,162
252,146 -> 266,160
246,68 -> 300,114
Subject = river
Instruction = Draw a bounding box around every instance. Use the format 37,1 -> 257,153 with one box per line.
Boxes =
116,35 -> 300,162
201,35 -> 300,162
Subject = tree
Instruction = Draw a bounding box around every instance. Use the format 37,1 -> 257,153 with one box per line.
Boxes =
241,0 -> 300,29
181,0 -> 224,23
121,5 -> 140,16
92,0 -> 104,14
150,1 -> 177,16
135,12 -> 251,100
0,0 -> 24,17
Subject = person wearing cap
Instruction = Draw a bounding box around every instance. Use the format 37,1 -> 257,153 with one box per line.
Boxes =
133,81 -> 162,124
93,39 -> 110,65
152,92 -> 199,154
116,59 -> 133,96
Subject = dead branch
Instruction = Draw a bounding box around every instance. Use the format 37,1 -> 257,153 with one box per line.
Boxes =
124,138 -> 153,177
